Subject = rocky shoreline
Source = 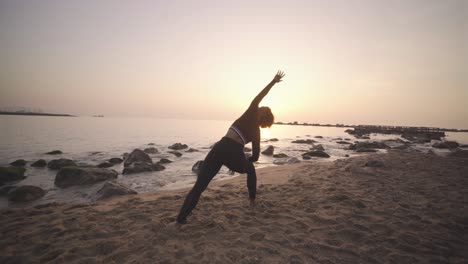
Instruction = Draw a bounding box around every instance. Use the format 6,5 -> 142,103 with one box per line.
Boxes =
1,133 -> 467,207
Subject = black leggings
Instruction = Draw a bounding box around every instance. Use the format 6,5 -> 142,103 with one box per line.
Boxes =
176,137 -> 256,224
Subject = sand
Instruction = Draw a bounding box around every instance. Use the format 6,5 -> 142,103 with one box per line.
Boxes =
1,150 -> 467,263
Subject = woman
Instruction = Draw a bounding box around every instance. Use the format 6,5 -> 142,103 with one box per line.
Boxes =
174,70 -> 285,227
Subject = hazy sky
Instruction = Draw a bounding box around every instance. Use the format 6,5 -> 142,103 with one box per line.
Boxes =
1,0 -> 467,128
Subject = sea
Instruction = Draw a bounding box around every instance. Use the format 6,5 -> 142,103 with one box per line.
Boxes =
1,115 -> 468,208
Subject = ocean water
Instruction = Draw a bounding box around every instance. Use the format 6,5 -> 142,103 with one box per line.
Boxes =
1,115 -> 467,208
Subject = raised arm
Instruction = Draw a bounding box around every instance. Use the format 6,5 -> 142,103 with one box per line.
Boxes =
250,70 -> 285,107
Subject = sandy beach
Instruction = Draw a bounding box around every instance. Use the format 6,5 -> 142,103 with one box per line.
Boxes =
1,149 -> 467,263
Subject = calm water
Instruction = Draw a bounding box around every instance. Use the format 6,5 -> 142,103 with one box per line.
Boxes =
1,115 -> 467,208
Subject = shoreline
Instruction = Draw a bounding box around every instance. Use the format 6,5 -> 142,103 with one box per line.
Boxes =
1,149 -> 467,263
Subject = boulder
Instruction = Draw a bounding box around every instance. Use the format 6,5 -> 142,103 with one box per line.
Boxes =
144,147 -> 159,154
31,159 -> 47,167
275,157 -> 301,165
7,185 -> 46,202
273,153 -> 288,158
432,141 -> 459,149
449,149 -> 468,158
192,160 -> 204,174
148,143 -> 156,146
302,155 -> 312,160
261,145 -> 274,155
314,136 -> 323,139
45,150 -> 63,155
292,139 -> 316,144
365,160 -> 384,168
268,138 -> 279,142
168,151 -> 182,157
123,162 -> 165,175
0,167 -> 26,183
47,159 -> 77,170
336,141 -> 351,145
97,162 -> 114,168
356,148 -> 378,153
10,159 -> 27,167
186,148 -> 199,153
95,181 -> 137,200
311,144 -> 325,151
302,150 -> 330,158
108,157 -> 123,164
168,143 -> 188,150
55,167 -> 118,188
123,149 -> 152,167
158,158 -> 173,164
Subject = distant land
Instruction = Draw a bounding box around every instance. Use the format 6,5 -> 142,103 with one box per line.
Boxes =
274,121 -> 468,133
0,111 -> 75,117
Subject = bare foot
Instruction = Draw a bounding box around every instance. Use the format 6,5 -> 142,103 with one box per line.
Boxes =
166,221 -> 183,231
249,198 -> 256,208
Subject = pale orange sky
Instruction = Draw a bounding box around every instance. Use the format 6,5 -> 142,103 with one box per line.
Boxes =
1,0 -> 467,128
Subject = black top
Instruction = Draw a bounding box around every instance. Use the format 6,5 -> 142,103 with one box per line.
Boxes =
230,80 -> 275,162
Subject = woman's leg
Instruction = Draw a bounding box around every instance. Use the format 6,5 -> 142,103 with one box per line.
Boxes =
224,150 -> 257,200
176,153 -> 222,224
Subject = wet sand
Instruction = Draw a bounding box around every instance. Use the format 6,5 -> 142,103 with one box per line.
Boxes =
1,150 -> 467,263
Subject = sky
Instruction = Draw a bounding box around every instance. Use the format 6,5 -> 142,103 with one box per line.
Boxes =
0,0 -> 467,128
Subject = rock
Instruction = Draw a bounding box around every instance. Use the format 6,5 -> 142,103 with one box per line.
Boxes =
168,143 -> 188,150
186,148 -> 199,153
402,132 -> 443,142
144,147 -> 159,154
108,157 -> 123,164
10,159 -> 27,167
148,143 -> 156,146
336,141 -> 351,145
7,185 -> 46,202
432,141 -> 459,149
349,141 -> 389,150
449,149 -> 468,158
287,157 -> 301,164
261,145 -> 274,155
47,159 -> 77,170
97,162 -> 114,168
0,186 -> 17,196
45,150 -> 63,155
345,154 -> 350,157
158,158 -> 173,164
244,147 -> 252,152
302,155 -> 312,160
273,153 -> 288,158
311,144 -> 325,151
365,160 -> 384,168
292,139 -> 316,144
356,148 -> 378,153
393,145 -> 408,150
459,144 -> 468,148
268,138 -> 279,142
31,159 -> 47,167
302,150 -> 330,158
345,138 -> 351,141
192,160 -> 204,174
95,181 -> 137,200
55,167 -> 118,188
123,149 -> 152,167
123,162 -> 165,175
314,136 -> 323,138
334,138 -> 343,140
122,152 -> 129,159
168,151 -> 182,157
0,166 -> 26,183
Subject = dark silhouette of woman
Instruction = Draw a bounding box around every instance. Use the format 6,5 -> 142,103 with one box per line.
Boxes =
173,70 -> 285,227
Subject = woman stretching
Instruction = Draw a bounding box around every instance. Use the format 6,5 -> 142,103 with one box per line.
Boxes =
174,70 -> 285,227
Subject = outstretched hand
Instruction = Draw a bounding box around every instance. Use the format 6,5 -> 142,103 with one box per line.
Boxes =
273,70 -> 285,83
